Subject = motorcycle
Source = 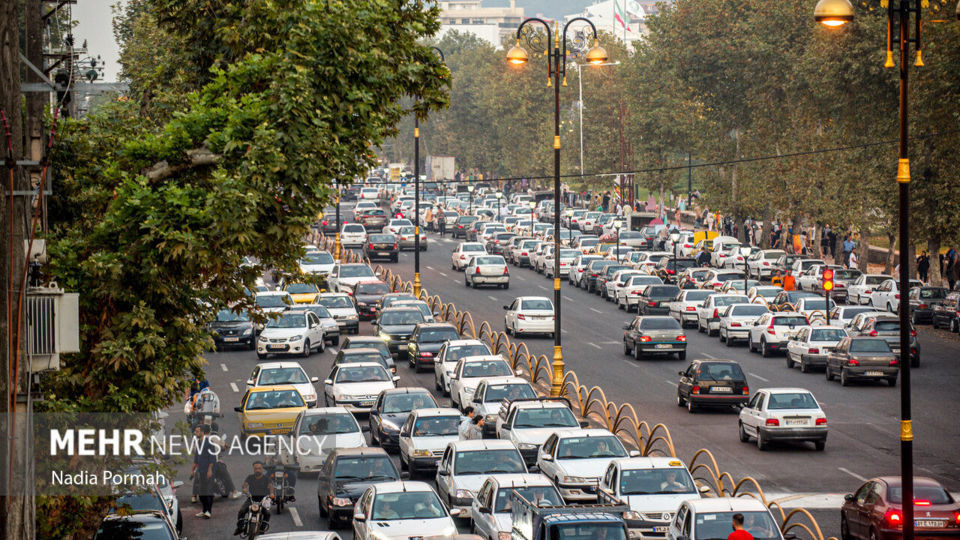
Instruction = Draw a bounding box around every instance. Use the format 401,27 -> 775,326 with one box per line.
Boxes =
187,388 -> 222,432
240,497 -> 271,540
268,466 -> 296,514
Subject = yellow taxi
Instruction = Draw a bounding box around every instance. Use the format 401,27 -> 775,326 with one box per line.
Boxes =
594,242 -> 617,256
235,385 -> 307,437
282,282 -> 322,304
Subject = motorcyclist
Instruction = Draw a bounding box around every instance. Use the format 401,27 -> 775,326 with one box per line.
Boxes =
233,461 -> 274,536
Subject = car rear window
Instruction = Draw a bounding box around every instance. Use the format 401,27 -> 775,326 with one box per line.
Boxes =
368,234 -> 394,242
887,485 -> 954,504
849,339 -> 891,353
919,288 -> 947,299
716,273 -> 745,282
521,299 -> 553,310
475,256 -> 505,265
731,305 -> 769,316
639,318 -> 681,330
419,328 -> 460,343
714,296 -> 749,307
684,290 -> 713,302
873,320 -> 900,331
810,329 -> 846,341
647,285 -> 680,298
699,363 -> 745,380
767,392 -> 818,410
773,316 -> 808,326
357,283 -> 389,295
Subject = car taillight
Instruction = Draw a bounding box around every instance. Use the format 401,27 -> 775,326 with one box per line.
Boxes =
815,418 -> 827,426
683,244 -> 691,248
910,329 -> 917,337
869,330 -> 878,336
667,269 -> 675,274
578,269 -> 584,272
322,220 -> 328,226
762,262 -> 769,266
864,289 -> 872,294
503,267 -> 509,275
890,359 -> 899,366
686,306 -> 697,311
736,257 -> 743,261
649,301 -> 658,306
809,348 -> 819,354
591,273 -> 599,277
731,322 -> 741,327
692,385 -> 700,394
369,243 -> 374,249
676,335 -> 686,341
895,293 -> 900,299
914,499 -> 933,506
848,359 -> 860,366
631,291 -> 641,295
460,255 -> 466,259
885,509 -> 903,528
953,511 -> 960,525
474,266 -> 481,273
420,351 -> 433,358
765,418 -> 779,426
712,309 -> 719,318
517,314 -> 525,320
742,386 -> 749,395
637,336 -> 653,342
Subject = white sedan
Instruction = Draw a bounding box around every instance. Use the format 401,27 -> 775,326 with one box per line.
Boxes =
870,278 -> 922,313
281,407 -> 366,473
451,242 -> 487,271
448,355 -> 515,410
785,325 -> 848,372
384,218 -> 413,236
669,289 -> 713,327
322,362 -> 399,413
464,255 -> 510,289
352,481 -> 459,540
738,388 -> 828,451
503,296 -> 555,337
339,223 -> 367,248
718,304 -> 770,345
847,274 -> 892,305
257,309 -> 327,360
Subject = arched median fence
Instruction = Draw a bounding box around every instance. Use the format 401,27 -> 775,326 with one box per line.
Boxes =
309,230 -> 836,540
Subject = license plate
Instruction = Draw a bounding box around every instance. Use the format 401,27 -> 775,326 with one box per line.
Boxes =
654,527 -> 669,533
711,387 -> 733,393
378,252 -> 390,256
267,345 -> 285,350
655,344 -> 672,349
916,520 -> 944,528
865,370 -> 884,376
224,337 -> 239,342
785,419 -> 807,426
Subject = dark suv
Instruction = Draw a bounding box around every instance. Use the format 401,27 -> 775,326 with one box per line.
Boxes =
677,360 -> 749,413
931,291 -> 960,332
451,215 -> 479,239
583,259 -> 618,293
363,233 -> 399,262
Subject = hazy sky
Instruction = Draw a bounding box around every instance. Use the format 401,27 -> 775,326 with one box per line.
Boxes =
74,1 -> 122,82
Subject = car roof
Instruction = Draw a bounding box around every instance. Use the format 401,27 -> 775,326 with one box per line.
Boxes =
444,339 -> 487,347
373,480 -> 436,495
613,457 -> 690,470
329,446 -> 391,458
450,439 -> 519,451
257,290 -> 291,296
319,292 -> 351,298
478,376 -> 528,386
380,386 -> 433,396
340,348 -> 383,355
488,473 -> 554,488
257,361 -> 306,370
415,322 -> 458,329
410,407 -> 461,418
686,497 -> 769,512
516,296 -> 551,301
554,428 -> 616,438
334,362 -> 387,369
250,384 -> 298,393
301,407 -> 354,416
758,387 -> 815,395
460,355 -> 509,364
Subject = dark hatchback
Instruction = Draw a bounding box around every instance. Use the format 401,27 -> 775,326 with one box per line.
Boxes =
356,208 -> 388,231
363,233 -> 399,263
353,280 -> 391,320
677,360 -> 749,413
654,257 -> 698,284
487,232 -> 518,255
452,215 -> 479,239
406,323 -> 460,372
623,315 -> 687,360
373,307 -> 426,358
340,336 -> 392,362
931,291 -> 960,332
908,286 -> 950,325
334,347 -> 396,374
317,447 -> 402,528
826,337 -> 899,386
208,308 -> 256,350
583,260 -> 621,294
319,213 -> 340,234
637,285 -> 681,315
93,512 -> 180,540
858,316 -> 921,367
840,476 -> 960,540
597,265 -> 631,298
368,387 -> 438,449
376,292 -> 419,312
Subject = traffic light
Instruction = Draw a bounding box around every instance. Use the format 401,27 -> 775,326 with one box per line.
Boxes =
822,268 -> 835,292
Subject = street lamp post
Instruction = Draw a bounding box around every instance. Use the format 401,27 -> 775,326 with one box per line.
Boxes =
468,184 -> 475,216
614,221 -> 622,264
334,179 -> 342,262
495,191 -> 503,222
413,46 -> 445,298
508,17 -> 608,397
572,61 -> 620,182
815,2 -> 959,538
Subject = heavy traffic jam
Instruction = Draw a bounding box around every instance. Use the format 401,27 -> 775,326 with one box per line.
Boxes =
139,174 -> 960,540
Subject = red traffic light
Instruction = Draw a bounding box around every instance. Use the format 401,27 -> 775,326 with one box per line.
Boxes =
822,268 -> 835,291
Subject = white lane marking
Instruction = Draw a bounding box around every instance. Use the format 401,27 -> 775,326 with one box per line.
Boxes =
538,285 -> 548,290
749,372 -> 770,382
230,382 -> 239,393
562,329 -> 569,334
838,467 -> 868,482
701,353 -> 717,359
220,363 -> 228,372
289,507 -> 303,527
587,342 -> 602,350
488,296 -> 498,301
564,296 -> 575,302
664,379 -> 679,387
589,308 -> 603,314
600,341 -> 620,345
438,271 -> 448,277
426,265 -> 434,270
452,280 -> 459,285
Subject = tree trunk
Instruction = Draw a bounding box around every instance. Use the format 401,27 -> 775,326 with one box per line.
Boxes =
813,224 -> 823,259
885,233 -> 897,275
927,237 -> 942,287
858,227 -> 872,273
760,210 -> 773,249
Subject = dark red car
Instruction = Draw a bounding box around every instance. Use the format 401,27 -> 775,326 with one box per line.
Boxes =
841,476 -> 960,540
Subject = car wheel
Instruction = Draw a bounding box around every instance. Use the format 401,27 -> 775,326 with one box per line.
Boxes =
319,495 -> 328,517
815,440 -> 826,451
840,515 -> 852,540
503,283 -> 509,290
302,340 -> 311,358
800,356 -> 809,373
840,368 -> 850,386
761,339 -> 771,358
634,343 -> 642,360
623,340 -> 631,356
318,338 -> 325,353
747,336 -> 755,352
785,354 -> 794,369
686,398 -> 696,413
256,351 -> 267,360
888,376 -> 898,387
756,431 -> 768,451
247,340 -> 255,351
887,302 -> 893,313
331,335 -> 339,347
698,320 -> 705,333
952,319 -> 959,333
724,333 -> 734,346
465,276 -> 469,287
739,422 -> 750,442
825,365 -> 834,381
719,331 -> 726,343
472,281 -> 478,289
677,393 -> 685,407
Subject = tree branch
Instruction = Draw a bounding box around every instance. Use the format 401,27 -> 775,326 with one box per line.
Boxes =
144,147 -> 220,181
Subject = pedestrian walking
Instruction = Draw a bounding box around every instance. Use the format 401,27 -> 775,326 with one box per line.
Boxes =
917,251 -> 930,283
783,270 -> 796,291
437,209 -> 447,237
459,406 -> 476,439
194,424 -> 216,519
849,250 -> 858,269
949,250 -> 960,290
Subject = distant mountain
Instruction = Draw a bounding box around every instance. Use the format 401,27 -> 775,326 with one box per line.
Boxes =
483,0 -> 595,19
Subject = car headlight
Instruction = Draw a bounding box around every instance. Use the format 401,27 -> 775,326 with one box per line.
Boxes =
517,443 -> 537,450
454,489 -> 474,499
246,422 -> 264,428
258,335 -> 268,342
345,315 -> 358,320
412,449 -> 432,457
302,393 -> 316,402
332,497 -> 353,507
241,328 -> 252,336
288,335 -> 303,342
379,332 -> 393,341
624,511 -> 642,520
561,476 -> 587,484
357,302 -> 367,306
380,419 -> 400,432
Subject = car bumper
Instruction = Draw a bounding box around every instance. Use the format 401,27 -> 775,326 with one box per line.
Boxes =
365,250 -> 397,260
759,426 -> 828,442
638,343 -> 686,354
356,306 -> 378,320
801,353 -> 830,367
257,341 -> 307,355
724,328 -> 750,339
875,527 -> 960,540
624,519 -> 672,540
642,306 -> 670,315
472,275 -> 509,284
706,319 -> 720,330
516,320 -> 554,334
296,454 -> 326,473
411,456 -> 442,469
689,394 -> 748,407
410,354 -> 436,368
335,320 -> 359,333
557,483 -> 598,502
214,336 -> 255,348
843,366 -> 900,380
386,339 -> 411,355
334,399 -> 377,413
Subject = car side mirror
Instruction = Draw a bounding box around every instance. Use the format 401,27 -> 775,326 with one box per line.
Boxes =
540,454 -> 553,462
392,376 -> 400,384
438,469 -> 449,476
844,493 -> 855,502
246,379 -> 254,386
310,376 -> 319,383
699,484 -> 712,494
234,407 -> 242,412
479,506 -> 491,514
400,471 -> 410,480
354,513 -> 366,522
324,379 -> 333,385
172,480 -> 184,489
449,508 -> 462,517
628,450 -> 641,457
503,305 -> 509,310
579,420 -> 590,428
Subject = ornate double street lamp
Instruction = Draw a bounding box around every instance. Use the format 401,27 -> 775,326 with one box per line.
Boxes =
507,18 -> 608,397
815,2 -> 960,539
414,46 -> 445,298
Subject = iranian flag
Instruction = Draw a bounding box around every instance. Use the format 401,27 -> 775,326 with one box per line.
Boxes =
614,0 -> 631,30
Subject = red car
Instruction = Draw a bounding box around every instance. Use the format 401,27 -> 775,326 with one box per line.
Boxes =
841,476 -> 960,540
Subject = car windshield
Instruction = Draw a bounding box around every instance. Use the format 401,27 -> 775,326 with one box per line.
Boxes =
773,316 -> 808,326
340,265 -> 375,278
418,328 -> 459,343
849,339 -> 892,353
340,352 -> 387,366
382,295 -> 417,308
303,305 -> 333,319
245,390 -> 304,410
398,226 -> 416,235
390,220 -> 412,227
514,407 -> 579,428
475,256 -> 505,265
716,273 -> 745,282
864,276 -> 889,285
620,468 -> 697,495
684,291 -> 713,302
94,519 -> 173,540
731,305 -> 769,316
266,313 -> 307,329
299,413 -> 358,435
647,286 -> 680,299
888,485 -> 954,504
494,486 -> 562,513
383,392 -> 437,413
371,491 -> 447,521
521,299 -> 553,310
810,329 -> 846,341
462,244 -> 485,252
317,295 -> 353,308
696,511 -> 781,540
556,436 -> 626,459
767,393 -> 819,410
462,360 -> 512,378
379,310 -> 425,325
216,309 -> 250,322
764,252 -> 784,259
874,320 -> 900,332
446,344 -> 492,362
256,295 -> 291,308
259,368 -> 309,385
715,296 -> 749,307
802,299 -> 836,310
412,416 -> 460,437
919,288 -> 947,299
755,288 -> 780,298
484,383 -> 536,402
560,249 -> 580,258
580,239 -> 598,247
302,252 -> 334,264
285,283 -> 318,294
113,492 -> 164,513
334,456 -> 398,481
357,283 -> 390,295
639,318 -> 682,330
455,449 -> 526,475
835,269 -> 860,280
334,366 -> 390,383
700,363 -> 745,380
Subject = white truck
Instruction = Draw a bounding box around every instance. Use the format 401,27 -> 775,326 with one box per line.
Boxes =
426,155 -> 456,181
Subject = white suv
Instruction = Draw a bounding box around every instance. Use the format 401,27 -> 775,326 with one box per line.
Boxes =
536,428 -> 637,502
435,440 -> 527,518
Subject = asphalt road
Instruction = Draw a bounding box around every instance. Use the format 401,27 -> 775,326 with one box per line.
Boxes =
168,203 -> 960,540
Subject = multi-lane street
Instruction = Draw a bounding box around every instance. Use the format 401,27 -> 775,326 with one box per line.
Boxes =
169,201 -> 960,540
